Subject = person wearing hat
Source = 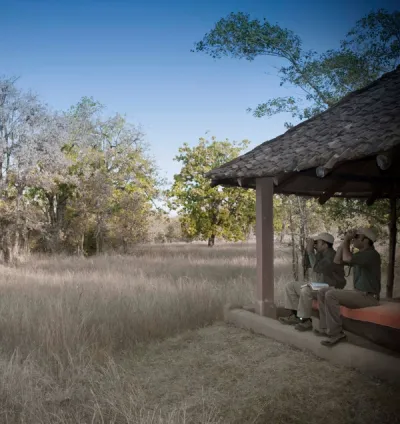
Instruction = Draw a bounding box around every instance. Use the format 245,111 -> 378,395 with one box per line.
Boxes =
279,232 -> 346,330
317,227 -> 381,347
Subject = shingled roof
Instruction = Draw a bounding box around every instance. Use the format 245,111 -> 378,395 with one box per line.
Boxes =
208,66 -> 400,199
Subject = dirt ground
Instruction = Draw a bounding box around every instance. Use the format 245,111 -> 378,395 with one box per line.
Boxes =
120,324 -> 400,424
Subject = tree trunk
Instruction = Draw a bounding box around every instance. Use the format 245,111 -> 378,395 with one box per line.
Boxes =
47,194 -> 56,227
45,193 -> 68,252
1,228 -> 12,264
12,184 -> 25,258
298,197 -> 309,281
95,218 -> 105,254
21,189 -> 30,255
279,221 -> 286,243
77,233 -> 85,256
56,194 -> 67,229
123,238 -> 128,254
13,230 -> 20,258
23,229 -> 30,254
208,234 -> 215,247
386,198 -> 397,299
46,194 -> 58,252
2,245 -> 11,264
96,232 -> 104,254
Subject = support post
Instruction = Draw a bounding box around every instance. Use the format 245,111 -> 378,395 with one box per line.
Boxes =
255,178 -> 276,318
387,198 -> 397,299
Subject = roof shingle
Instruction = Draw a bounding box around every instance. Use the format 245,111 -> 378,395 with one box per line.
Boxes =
207,66 -> 400,183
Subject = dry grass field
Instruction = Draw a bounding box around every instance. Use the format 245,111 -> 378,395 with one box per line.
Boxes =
0,243 -> 399,423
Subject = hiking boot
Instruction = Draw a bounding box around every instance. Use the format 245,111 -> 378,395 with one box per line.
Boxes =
321,332 -> 347,347
313,328 -> 327,337
279,314 -> 300,325
295,319 -> 313,332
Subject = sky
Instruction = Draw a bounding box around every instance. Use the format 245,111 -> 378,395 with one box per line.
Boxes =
2,0 -> 399,184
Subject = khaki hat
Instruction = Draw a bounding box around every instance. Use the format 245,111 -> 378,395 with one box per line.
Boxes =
312,232 -> 334,244
356,227 -> 377,242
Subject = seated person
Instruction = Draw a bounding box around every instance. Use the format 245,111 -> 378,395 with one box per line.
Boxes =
279,233 -> 346,331
317,227 -> 381,346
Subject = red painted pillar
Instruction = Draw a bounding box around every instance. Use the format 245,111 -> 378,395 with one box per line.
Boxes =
255,177 -> 276,318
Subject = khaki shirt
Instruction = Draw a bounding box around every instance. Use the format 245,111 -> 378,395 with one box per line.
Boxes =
308,248 -> 346,289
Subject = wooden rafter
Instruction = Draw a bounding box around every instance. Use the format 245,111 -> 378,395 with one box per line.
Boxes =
318,181 -> 347,205
273,173 -> 296,189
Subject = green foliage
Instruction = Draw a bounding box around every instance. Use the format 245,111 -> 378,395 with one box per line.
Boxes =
343,9 -> 400,73
194,9 -> 400,242
167,137 -> 256,244
0,83 -> 161,257
322,198 -> 400,242
165,219 -> 182,243
59,100 -> 160,253
193,9 -> 400,127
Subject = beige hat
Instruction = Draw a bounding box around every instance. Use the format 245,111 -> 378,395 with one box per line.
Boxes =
356,227 -> 377,242
312,232 -> 334,244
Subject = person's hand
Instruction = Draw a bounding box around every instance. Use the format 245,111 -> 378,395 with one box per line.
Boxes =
344,229 -> 356,241
306,238 -> 315,252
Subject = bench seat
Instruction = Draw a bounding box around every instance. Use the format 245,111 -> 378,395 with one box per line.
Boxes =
312,299 -> 400,330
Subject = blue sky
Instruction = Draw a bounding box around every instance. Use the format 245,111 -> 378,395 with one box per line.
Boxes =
2,0 -> 398,184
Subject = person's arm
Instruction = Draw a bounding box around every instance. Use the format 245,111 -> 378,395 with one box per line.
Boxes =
306,238 -> 317,267
308,251 -> 317,268
342,231 -> 355,263
334,244 -> 343,264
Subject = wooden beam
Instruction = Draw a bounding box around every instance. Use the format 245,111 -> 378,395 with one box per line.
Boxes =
318,181 -> 346,205
376,153 -> 392,171
315,149 -> 354,178
316,166 -> 330,178
275,188 -> 371,198
315,154 -> 340,178
366,189 -> 383,206
255,177 -> 276,318
308,170 -> 400,184
386,198 -> 397,299
273,172 -> 296,189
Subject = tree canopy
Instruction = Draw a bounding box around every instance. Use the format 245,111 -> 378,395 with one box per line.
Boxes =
0,79 -> 162,260
167,137 -> 256,246
193,9 -> 400,127
192,8 -> 400,276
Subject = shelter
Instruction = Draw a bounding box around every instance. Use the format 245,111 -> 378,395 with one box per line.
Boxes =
207,65 -> 400,318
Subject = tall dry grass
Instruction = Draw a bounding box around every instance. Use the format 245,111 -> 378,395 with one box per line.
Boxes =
0,244 -> 296,360
0,243 -> 397,423
0,243 -> 294,423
